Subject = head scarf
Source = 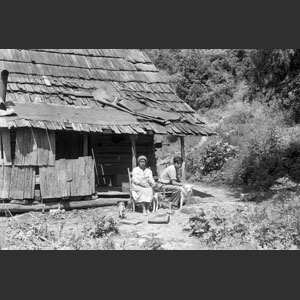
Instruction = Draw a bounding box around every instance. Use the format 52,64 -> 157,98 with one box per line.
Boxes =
137,155 -> 148,163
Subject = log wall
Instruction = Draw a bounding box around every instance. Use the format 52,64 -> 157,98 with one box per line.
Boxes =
90,133 -> 156,186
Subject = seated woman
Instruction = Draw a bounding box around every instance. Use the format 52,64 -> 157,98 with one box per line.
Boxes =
132,156 -> 156,216
157,156 -> 184,209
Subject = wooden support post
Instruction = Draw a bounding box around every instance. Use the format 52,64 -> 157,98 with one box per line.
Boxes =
180,136 -> 186,182
83,133 -> 88,156
130,135 -> 137,170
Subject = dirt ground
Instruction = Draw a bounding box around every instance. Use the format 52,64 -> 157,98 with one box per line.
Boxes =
0,183 -> 249,250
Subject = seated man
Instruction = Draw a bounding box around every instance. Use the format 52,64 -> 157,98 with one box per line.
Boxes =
132,155 -> 156,216
156,156 -> 184,209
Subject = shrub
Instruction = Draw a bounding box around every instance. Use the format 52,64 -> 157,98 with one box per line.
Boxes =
90,216 -> 119,239
186,101 -> 300,192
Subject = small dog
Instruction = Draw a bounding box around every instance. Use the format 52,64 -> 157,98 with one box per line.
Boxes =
151,192 -> 160,213
179,184 -> 194,210
118,202 -> 126,219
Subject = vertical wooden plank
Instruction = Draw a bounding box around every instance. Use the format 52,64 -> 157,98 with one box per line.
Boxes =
23,167 -> 34,199
130,134 -> 137,170
37,129 -> 49,166
85,157 -> 92,195
9,166 -> 24,200
57,159 -> 68,198
83,157 -> 89,196
66,159 -> 73,198
1,128 -> 12,165
26,128 -> 38,166
77,157 -> 84,196
39,166 -> 47,199
54,160 -> 61,198
180,136 -> 186,182
78,157 -> 87,196
83,157 -> 90,196
2,166 -> 11,199
14,128 -> 25,166
17,167 -> 25,200
87,157 -> 96,195
47,130 -> 55,166
32,167 -> 36,199
0,166 -> 4,199
49,163 -> 58,198
71,159 -> 79,197
23,128 -> 31,166
40,165 -> 56,199
91,157 -> 95,194
9,166 -> 18,199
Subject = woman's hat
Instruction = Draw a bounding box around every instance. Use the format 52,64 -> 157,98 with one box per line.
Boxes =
137,155 -> 147,162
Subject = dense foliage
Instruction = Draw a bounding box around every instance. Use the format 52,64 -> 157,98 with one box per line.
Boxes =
147,49 -> 300,193
144,49 -> 253,111
144,49 -> 300,121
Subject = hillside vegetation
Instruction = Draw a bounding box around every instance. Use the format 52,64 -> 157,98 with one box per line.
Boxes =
145,49 -> 300,193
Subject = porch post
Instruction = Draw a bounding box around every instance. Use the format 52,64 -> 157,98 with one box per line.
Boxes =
130,134 -> 137,170
180,136 -> 186,182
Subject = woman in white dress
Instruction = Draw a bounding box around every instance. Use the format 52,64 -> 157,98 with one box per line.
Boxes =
132,156 -> 156,215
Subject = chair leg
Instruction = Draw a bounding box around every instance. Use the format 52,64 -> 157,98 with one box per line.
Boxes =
132,200 -> 135,212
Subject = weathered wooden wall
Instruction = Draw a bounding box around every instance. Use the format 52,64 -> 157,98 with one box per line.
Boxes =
90,133 -> 156,186
1,127 -> 158,200
39,157 -> 95,199
14,128 -> 55,166
0,128 -> 96,201
0,157 -> 95,200
0,166 -> 36,200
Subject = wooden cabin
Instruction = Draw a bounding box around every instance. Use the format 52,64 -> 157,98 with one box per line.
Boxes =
0,49 -> 214,211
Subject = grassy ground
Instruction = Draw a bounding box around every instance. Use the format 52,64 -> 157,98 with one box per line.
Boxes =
1,183 -> 299,250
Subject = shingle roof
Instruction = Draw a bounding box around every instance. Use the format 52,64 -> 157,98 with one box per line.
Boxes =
0,49 -> 214,135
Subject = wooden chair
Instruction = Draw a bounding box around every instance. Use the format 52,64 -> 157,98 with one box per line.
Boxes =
127,168 -> 168,212
127,168 -> 140,212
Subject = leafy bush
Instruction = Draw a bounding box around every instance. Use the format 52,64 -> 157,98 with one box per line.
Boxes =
200,141 -> 239,176
184,198 -> 300,250
90,216 -> 119,239
185,101 -> 300,192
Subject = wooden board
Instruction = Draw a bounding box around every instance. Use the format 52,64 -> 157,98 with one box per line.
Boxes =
14,128 -> 25,166
23,167 -> 35,199
0,166 -> 4,199
47,130 -> 55,166
66,159 -> 73,197
37,129 -> 49,166
39,157 -> 95,200
40,165 -> 56,199
77,157 -> 86,196
1,128 -> 12,165
24,128 -> 37,165
71,159 -> 79,196
9,166 -> 24,200
2,167 -> 11,199
57,159 -> 68,198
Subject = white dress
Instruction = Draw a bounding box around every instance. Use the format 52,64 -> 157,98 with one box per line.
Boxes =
131,167 -> 155,203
